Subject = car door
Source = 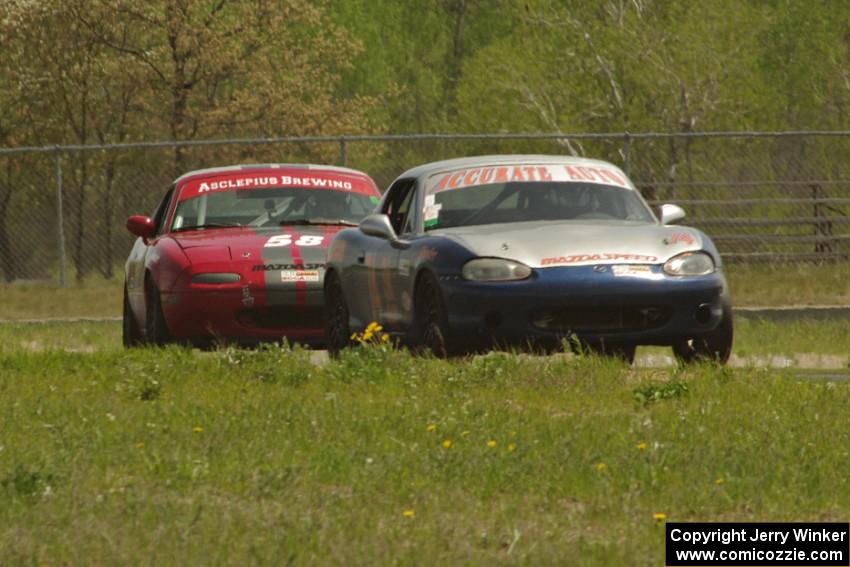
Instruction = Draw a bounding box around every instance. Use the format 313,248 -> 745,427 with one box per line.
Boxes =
126,186 -> 174,316
356,178 -> 417,330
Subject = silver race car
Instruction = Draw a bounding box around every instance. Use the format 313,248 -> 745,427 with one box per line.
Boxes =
324,155 -> 732,363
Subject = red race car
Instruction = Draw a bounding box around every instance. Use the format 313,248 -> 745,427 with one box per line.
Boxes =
123,164 -> 381,348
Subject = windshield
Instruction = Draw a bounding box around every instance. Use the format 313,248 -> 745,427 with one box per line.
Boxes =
424,164 -> 655,230
171,187 -> 377,231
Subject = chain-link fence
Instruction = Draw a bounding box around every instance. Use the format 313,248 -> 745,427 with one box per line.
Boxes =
0,132 -> 848,285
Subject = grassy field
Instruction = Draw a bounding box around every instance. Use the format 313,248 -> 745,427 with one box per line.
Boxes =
0,262 -> 847,321
2,341 -> 850,564
0,267 -> 847,563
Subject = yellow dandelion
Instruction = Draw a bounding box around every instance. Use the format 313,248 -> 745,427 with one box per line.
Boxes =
653,512 -> 667,522
487,440 -> 497,448
442,439 -> 453,449
362,331 -> 373,341
373,324 -> 383,332
350,332 -> 357,340
134,441 -> 145,449
714,477 -> 725,485
192,426 -> 203,433
402,509 -> 414,518
381,334 -> 390,343
426,423 -> 437,433
637,442 -> 647,451
595,462 -> 607,472
507,442 -> 516,452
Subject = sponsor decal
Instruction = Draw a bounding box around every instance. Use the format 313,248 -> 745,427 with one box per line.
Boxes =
541,253 -> 658,266
281,270 -> 320,283
418,246 -> 438,261
198,176 -> 352,193
178,171 -> 378,200
423,194 -> 442,227
611,264 -> 661,279
264,234 -> 324,248
252,263 -> 323,272
241,285 -> 255,307
428,164 -> 628,193
663,231 -> 696,246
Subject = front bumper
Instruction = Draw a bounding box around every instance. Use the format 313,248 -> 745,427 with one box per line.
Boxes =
160,285 -> 325,346
439,264 -> 728,349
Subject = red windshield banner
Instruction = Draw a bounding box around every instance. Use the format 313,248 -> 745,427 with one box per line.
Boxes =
178,171 -> 377,201
427,164 -> 630,194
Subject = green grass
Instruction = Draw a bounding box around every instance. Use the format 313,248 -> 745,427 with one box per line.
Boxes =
2,344 -> 850,564
0,262 -> 847,321
725,262 -> 850,307
732,317 -> 850,357
0,277 -> 122,320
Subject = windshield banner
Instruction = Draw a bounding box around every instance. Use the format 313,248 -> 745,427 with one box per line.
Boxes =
427,163 -> 629,194
178,171 -> 376,201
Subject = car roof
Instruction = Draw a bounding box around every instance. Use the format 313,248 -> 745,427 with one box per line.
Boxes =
173,163 -> 372,185
398,154 -> 627,180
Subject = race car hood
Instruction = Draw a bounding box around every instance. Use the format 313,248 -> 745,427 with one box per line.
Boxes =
434,221 -> 703,268
172,225 -> 342,265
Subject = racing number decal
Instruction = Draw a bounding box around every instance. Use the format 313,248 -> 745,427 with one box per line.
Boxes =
264,235 -> 324,248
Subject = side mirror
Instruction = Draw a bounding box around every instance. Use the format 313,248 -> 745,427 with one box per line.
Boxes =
659,204 -> 686,225
359,213 -> 397,241
127,215 -> 156,239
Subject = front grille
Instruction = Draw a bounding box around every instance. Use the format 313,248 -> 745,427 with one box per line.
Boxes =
530,305 -> 672,333
238,305 -> 324,329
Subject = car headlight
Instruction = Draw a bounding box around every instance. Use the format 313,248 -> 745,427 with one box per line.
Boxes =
462,258 -> 532,281
191,272 -> 241,284
663,252 -> 715,276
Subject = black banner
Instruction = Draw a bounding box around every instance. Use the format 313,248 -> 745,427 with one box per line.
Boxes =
666,523 -> 849,566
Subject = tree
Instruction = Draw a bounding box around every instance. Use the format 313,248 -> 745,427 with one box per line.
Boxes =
84,0 -> 376,173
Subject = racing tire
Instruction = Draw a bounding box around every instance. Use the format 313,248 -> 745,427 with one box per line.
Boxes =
145,279 -> 171,346
123,286 -> 144,348
324,271 -> 352,358
414,272 -> 452,358
672,299 -> 733,365
585,341 -> 636,364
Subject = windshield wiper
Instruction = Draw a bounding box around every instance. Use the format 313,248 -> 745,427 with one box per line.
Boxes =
279,218 -> 358,227
173,222 -> 241,232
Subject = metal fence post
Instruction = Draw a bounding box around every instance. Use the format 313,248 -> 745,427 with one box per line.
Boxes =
338,136 -> 347,167
622,132 -> 632,176
54,149 -> 67,287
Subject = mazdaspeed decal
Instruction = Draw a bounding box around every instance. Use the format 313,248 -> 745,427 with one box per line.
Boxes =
541,253 -> 658,266
427,164 -> 628,194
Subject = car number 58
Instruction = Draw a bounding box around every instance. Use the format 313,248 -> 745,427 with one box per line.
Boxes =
264,235 -> 324,247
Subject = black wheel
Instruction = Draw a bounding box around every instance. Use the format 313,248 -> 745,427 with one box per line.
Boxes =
414,272 -> 451,358
324,271 -> 351,358
145,279 -> 171,346
585,341 -> 636,364
672,299 -> 733,365
123,285 -> 144,348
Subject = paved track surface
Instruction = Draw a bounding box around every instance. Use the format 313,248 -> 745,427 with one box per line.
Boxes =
2,309 -> 847,371
2,306 -> 848,324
